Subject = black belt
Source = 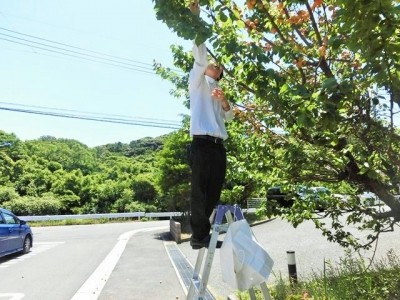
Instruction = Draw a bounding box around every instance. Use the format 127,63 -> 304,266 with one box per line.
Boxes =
193,135 -> 224,144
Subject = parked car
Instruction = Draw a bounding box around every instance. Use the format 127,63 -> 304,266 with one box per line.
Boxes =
266,186 -> 295,208
267,186 -> 331,211
299,186 -> 331,210
359,192 -> 380,206
0,208 -> 33,258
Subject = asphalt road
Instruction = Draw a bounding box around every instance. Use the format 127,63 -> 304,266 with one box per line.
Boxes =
1,216 -> 399,300
0,221 -> 170,300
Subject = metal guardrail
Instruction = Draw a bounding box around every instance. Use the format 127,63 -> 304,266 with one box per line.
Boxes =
18,209 -> 257,222
18,212 -> 184,222
145,212 -> 183,218
247,198 -> 266,209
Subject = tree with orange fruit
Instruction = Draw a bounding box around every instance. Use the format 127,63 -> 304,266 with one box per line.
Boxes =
153,0 -> 400,250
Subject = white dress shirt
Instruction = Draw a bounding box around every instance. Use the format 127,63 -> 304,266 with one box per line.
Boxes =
189,42 -> 234,141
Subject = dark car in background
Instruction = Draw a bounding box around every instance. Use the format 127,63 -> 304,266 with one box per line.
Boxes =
266,186 -> 296,208
267,186 -> 331,210
0,208 -> 33,258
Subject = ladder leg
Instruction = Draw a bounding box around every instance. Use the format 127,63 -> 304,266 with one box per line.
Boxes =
187,248 -> 206,300
193,248 -> 206,279
209,208 -> 216,224
260,282 -> 272,300
197,224 -> 221,297
225,210 -> 234,224
248,288 -> 257,300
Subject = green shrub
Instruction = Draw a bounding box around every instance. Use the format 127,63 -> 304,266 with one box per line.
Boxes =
126,201 -> 158,213
0,186 -> 19,204
3,195 -> 62,215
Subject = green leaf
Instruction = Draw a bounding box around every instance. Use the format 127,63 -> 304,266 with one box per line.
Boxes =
232,8 -> 241,20
280,84 -> 289,94
219,11 -> 228,22
330,36 -> 343,50
322,78 -> 338,91
236,20 -> 245,29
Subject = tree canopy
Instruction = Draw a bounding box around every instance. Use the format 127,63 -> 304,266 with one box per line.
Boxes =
153,0 -> 400,249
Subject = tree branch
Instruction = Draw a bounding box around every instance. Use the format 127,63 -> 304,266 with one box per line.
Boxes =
283,7 -> 313,48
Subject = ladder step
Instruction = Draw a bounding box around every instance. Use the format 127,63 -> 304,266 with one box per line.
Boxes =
212,223 -> 229,233
188,278 -> 216,300
191,278 -> 201,291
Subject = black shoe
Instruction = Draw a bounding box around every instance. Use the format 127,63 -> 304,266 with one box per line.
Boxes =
190,235 -> 223,250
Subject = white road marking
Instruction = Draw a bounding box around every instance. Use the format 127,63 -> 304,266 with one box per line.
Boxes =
0,293 -> 25,299
70,226 -> 168,300
0,242 -> 64,269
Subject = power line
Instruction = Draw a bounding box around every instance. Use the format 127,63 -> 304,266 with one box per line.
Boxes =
0,31 -> 155,72
0,101 -> 181,125
0,106 -> 181,129
0,27 -> 183,74
0,102 -> 182,130
0,26 -> 154,67
0,36 -> 157,75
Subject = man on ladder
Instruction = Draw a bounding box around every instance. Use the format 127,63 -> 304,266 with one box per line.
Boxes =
185,3 -> 273,299
187,1 -> 234,250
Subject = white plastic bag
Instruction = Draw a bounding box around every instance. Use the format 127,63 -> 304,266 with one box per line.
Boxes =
220,219 -> 274,291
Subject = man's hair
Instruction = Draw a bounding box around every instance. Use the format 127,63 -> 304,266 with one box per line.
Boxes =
217,69 -> 224,81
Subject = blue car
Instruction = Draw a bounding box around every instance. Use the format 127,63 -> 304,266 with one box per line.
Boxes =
0,208 -> 33,258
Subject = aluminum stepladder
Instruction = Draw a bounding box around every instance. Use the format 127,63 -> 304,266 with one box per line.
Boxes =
186,204 -> 272,300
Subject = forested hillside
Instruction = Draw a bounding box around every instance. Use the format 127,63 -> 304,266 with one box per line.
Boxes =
0,130 -> 178,215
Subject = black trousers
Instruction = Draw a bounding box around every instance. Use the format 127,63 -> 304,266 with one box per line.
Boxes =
189,137 -> 226,240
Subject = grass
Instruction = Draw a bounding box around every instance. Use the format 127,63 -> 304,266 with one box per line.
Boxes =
236,250 -> 400,300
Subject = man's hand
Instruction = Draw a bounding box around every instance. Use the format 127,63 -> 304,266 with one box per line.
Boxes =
211,88 -> 230,111
189,1 -> 200,15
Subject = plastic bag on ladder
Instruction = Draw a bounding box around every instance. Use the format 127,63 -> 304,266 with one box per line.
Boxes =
220,219 -> 274,291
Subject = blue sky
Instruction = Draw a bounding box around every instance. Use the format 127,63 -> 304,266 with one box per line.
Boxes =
0,1 -> 190,147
